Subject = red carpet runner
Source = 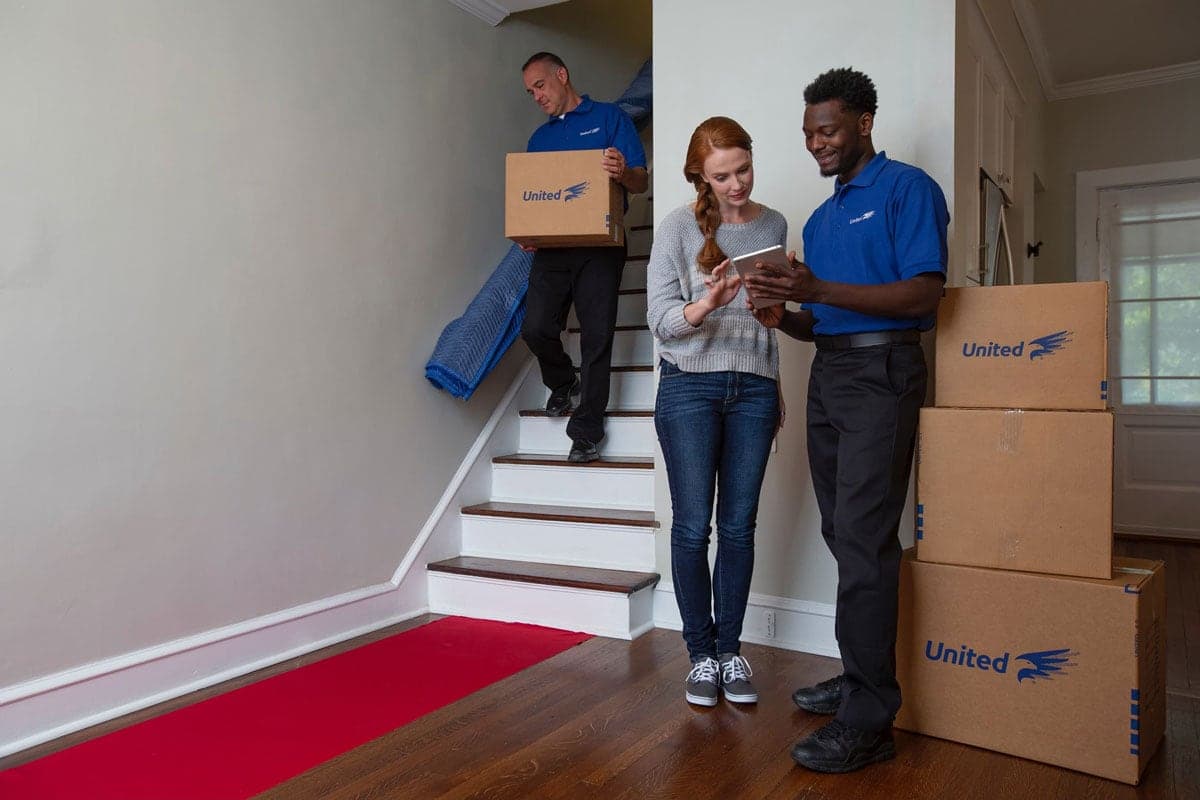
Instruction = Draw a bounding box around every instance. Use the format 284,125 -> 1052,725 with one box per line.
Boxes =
0,616 -> 590,799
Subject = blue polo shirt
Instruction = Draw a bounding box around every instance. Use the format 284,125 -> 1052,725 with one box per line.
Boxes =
528,95 -> 646,210
801,151 -> 949,335
527,95 -> 647,162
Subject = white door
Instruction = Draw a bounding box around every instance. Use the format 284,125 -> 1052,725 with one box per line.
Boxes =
1098,179 -> 1200,540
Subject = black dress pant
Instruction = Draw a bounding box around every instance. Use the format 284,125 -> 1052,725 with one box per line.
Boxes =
806,341 -> 927,732
521,242 -> 626,444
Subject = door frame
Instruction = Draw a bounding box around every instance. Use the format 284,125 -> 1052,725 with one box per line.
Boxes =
1076,158 -> 1200,541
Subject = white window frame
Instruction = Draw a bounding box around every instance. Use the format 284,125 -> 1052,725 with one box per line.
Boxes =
1076,158 -> 1200,282
1076,158 -> 1200,411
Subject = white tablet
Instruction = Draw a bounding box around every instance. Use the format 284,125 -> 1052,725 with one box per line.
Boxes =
731,244 -> 791,309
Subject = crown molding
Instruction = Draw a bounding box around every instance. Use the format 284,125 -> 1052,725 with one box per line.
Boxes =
1052,59 -> 1200,100
447,0 -> 510,26
1011,0 -> 1200,101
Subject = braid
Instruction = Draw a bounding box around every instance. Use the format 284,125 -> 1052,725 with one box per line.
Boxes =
692,181 -> 726,274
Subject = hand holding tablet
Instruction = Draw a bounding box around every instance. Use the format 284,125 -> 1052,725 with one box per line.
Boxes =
731,245 -> 792,308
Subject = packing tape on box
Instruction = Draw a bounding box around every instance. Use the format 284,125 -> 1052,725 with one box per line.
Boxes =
998,409 -> 1023,453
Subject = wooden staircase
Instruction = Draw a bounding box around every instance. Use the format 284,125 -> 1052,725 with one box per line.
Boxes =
426,221 -> 662,639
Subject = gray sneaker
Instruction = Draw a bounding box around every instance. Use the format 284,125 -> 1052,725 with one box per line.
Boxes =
719,653 -> 758,703
685,656 -> 721,707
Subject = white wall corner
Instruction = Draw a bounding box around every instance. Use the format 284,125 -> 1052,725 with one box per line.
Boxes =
652,586 -> 840,660
1009,0 -> 1056,101
446,0 -> 510,26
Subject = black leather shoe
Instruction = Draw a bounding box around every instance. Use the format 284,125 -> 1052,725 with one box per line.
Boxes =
791,720 -> 895,773
792,674 -> 843,714
545,377 -> 580,417
567,438 -> 600,463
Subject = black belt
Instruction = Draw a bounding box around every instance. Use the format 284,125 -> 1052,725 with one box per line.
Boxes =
813,329 -> 921,350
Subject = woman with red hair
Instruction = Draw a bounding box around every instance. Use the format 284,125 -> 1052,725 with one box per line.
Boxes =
646,116 -> 787,707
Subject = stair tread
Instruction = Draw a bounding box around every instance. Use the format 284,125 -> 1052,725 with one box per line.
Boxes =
461,501 -> 657,528
428,556 -> 659,594
568,324 -> 648,334
519,409 -> 652,418
625,255 -> 649,264
493,453 -> 654,469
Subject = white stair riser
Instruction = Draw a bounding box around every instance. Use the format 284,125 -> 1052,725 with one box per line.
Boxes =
518,415 -> 654,457
428,572 -> 655,640
620,260 -> 648,292
567,329 -> 654,367
566,292 -> 646,329
540,369 -> 654,411
490,463 -> 653,508
460,515 -> 656,572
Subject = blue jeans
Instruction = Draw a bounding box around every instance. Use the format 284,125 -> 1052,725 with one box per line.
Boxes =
654,361 -> 779,661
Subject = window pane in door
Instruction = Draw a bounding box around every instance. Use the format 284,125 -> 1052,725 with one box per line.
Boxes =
1154,299 -> 1200,378
1119,300 -> 1151,377
1158,379 -> 1200,406
1157,261 -> 1200,299
1120,378 -> 1151,405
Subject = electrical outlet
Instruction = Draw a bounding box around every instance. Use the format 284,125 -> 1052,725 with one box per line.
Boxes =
764,609 -> 776,639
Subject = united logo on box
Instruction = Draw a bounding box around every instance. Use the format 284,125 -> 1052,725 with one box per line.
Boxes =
895,552 -> 1166,785
935,281 -> 1109,410
505,150 -> 623,249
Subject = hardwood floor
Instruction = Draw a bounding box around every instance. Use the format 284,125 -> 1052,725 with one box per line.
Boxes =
5,540 -> 1199,798
256,625 -> 1199,800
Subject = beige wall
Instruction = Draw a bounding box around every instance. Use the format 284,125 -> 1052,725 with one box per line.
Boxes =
0,0 -> 649,686
653,0 -> 956,605
1038,75 -> 1200,284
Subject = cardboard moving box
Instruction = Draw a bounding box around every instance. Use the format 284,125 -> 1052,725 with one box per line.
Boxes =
916,407 -> 1114,579
935,281 -> 1109,410
505,150 -> 623,248
896,552 -> 1166,785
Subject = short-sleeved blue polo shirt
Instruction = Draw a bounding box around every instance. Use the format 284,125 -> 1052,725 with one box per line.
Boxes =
527,95 -> 646,210
527,95 -> 647,163
801,151 -> 949,335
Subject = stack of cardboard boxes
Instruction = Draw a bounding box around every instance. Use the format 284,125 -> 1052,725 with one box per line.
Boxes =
895,282 -> 1167,785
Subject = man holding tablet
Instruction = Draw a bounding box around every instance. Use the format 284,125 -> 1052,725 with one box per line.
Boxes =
743,67 -> 949,774
519,52 -> 648,463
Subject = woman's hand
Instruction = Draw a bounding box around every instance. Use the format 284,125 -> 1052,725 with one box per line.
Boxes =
701,259 -> 742,309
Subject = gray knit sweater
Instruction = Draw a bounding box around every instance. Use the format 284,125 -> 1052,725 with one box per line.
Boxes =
646,203 -> 788,379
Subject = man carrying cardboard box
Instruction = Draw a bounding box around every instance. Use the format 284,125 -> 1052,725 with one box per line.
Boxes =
519,52 -> 648,463
743,67 -> 949,773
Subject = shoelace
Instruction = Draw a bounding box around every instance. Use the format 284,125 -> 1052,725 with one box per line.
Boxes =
815,720 -> 848,741
686,657 -> 720,685
721,655 -> 753,684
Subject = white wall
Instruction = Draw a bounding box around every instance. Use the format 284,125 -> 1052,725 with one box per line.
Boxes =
0,0 -> 649,692
652,0 -> 956,606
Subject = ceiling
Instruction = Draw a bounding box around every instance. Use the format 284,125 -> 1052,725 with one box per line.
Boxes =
1012,0 -> 1200,99
449,0 -> 1200,100
447,0 -> 568,26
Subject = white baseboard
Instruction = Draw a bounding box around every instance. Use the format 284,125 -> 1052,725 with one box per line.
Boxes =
652,586 -> 840,659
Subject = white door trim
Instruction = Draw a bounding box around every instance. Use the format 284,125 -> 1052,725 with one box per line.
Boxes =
1075,158 -> 1200,281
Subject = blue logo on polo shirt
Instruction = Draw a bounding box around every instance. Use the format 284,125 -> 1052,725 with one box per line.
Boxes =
522,180 -> 589,203
925,641 -> 1077,684
960,329 -> 1073,361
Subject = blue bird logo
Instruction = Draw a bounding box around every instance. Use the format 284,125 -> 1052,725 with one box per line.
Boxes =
1015,648 -> 1075,683
563,181 -> 589,201
1029,330 -> 1072,360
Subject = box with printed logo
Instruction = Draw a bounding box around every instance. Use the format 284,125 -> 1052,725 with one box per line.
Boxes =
895,552 -> 1166,785
934,281 -> 1109,410
916,407 -> 1113,579
505,150 -> 623,248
